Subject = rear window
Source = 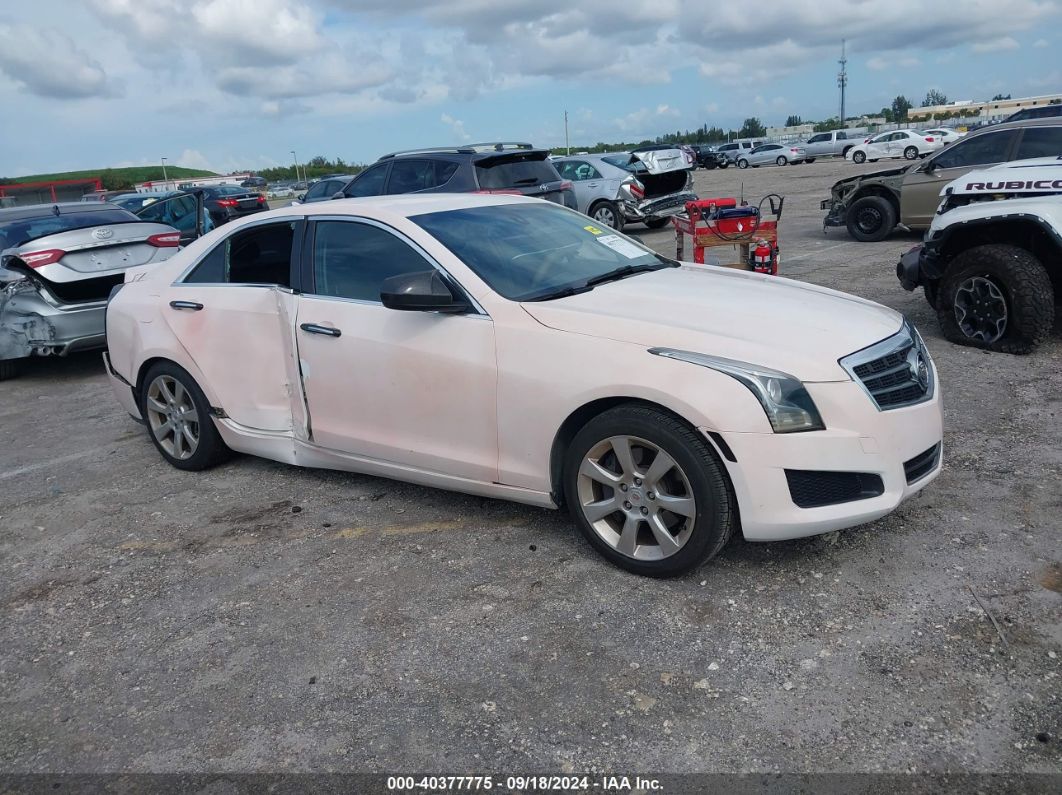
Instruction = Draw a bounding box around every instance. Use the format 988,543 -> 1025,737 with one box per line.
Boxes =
601,155 -> 635,171
0,209 -> 137,248
475,156 -> 560,190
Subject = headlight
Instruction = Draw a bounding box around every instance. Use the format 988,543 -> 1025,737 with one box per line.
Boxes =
649,348 -> 825,433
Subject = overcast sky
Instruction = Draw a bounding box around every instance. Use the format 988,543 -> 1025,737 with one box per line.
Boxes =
0,0 -> 1058,176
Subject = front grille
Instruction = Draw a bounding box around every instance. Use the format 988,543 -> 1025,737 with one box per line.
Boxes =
904,443 -> 941,484
840,322 -> 934,411
785,470 -> 885,509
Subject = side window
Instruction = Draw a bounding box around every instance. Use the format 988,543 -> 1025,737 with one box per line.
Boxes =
185,222 -> 295,286
807,134 -> 826,143
836,132 -> 847,140
311,221 -> 432,302
346,164 -> 388,198
932,130 -> 1018,169
387,160 -> 435,194
302,181 -> 332,202
1015,127 -> 1062,159
135,194 -> 199,232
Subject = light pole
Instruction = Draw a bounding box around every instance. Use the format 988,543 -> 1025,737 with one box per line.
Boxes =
290,150 -> 301,185
161,157 -> 168,186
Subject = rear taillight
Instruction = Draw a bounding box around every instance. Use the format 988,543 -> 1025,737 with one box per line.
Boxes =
217,198 -> 239,207
925,137 -> 934,143
559,181 -> 574,192
147,232 -> 181,247
19,249 -> 65,268
630,181 -> 645,200
257,195 -> 266,204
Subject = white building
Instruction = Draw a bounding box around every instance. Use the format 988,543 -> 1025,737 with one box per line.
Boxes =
134,174 -> 252,192
910,93 -> 1062,122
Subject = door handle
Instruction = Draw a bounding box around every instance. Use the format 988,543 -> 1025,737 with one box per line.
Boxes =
169,300 -> 203,311
300,323 -> 341,338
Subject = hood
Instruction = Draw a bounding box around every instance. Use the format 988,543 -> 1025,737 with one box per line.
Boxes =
631,149 -> 689,174
943,157 -> 1062,197
831,164 -> 912,193
521,266 -> 903,382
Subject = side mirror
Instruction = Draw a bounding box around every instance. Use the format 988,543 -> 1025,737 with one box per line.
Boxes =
330,191 -> 345,200
923,159 -> 939,173
380,271 -> 470,314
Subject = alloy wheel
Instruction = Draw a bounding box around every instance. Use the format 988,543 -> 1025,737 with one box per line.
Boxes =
593,204 -> 618,228
145,374 -> 201,460
904,146 -> 919,160
954,276 -> 1008,343
576,435 -> 696,561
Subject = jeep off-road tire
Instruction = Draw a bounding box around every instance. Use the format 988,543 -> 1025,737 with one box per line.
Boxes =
563,403 -> 735,577
937,244 -> 1054,354
852,150 -> 867,164
845,195 -> 896,242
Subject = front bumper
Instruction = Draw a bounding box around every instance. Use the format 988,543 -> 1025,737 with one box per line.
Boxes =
623,190 -> 699,221
708,375 -> 944,542
0,278 -> 106,360
821,198 -> 847,228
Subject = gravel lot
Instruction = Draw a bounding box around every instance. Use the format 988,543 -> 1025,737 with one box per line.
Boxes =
1,158 -> 1060,780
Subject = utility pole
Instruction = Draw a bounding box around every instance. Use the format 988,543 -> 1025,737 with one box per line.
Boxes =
837,39 -> 848,129
290,150 -> 301,185
161,157 -> 168,185
564,110 -> 570,155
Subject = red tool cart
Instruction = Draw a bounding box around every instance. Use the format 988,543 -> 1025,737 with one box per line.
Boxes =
672,194 -> 784,274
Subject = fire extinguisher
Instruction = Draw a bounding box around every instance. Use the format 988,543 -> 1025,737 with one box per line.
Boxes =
751,240 -> 775,274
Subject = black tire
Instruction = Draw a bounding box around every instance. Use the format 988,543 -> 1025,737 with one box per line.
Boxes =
776,156 -> 788,166
842,146 -> 854,158
805,158 -> 816,163
0,358 -> 24,381
645,217 -> 670,229
139,361 -> 232,470
924,280 -> 939,310
563,403 -> 735,577
904,146 -> 919,160
589,199 -> 624,232
737,158 -> 749,169
852,150 -> 867,164
718,161 -> 728,169
845,195 -> 896,242
936,244 -> 1055,354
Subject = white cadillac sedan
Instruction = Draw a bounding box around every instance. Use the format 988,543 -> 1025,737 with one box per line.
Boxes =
104,195 -> 943,577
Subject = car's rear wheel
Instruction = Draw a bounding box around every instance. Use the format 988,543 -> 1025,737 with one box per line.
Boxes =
645,217 -> 670,229
937,244 -> 1054,354
0,358 -> 24,381
563,404 -> 735,577
589,200 -> 623,231
805,158 -> 816,163
852,150 -> 867,164
718,161 -> 728,169
737,158 -> 749,169
904,146 -> 919,160
845,195 -> 896,242
140,361 -> 232,470
776,156 -> 788,166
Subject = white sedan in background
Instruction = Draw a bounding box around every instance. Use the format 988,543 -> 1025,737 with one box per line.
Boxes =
104,195 -> 942,577
920,128 -> 966,145
847,130 -> 942,163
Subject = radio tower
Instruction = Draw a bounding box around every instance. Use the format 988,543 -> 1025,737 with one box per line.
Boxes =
837,39 -> 848,128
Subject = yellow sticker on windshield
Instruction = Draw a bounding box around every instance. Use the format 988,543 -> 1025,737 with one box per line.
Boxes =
583,224 -> 605,235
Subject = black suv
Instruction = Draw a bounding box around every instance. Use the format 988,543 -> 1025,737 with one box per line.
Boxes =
331,143 -> 577,209
690,144 -> 729,170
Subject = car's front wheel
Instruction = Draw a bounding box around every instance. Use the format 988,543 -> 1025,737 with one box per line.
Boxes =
904,146 -> 919,160
737,158 -> 749,169
937,244 -> 1055,354
140,361 -> 232,470
852,150 -> 867,164
589,200 -> 623,231
563,404 -> 735,577
845,195 -> 895,242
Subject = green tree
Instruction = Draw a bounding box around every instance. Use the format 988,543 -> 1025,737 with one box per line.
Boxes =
990,93 -> 1011,101
891,95 -> 913,121
739,117 -> 766,138
785,115 -> 803,127
879,106 -> 895,123
922,89 -> 948,107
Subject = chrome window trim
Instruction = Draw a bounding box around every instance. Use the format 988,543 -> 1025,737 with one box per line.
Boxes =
307,214 -> 489,317
839,320 -> 935,411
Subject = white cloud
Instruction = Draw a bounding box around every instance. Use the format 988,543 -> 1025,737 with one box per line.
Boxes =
0,22 -> 118,98
867,56 -> 889,71
972,36 -> 1020,53
1033,38 -> 1049,47
440,113 -> 471,142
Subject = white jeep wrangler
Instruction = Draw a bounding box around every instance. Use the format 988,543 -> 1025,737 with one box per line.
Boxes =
897,157 -> 1061,354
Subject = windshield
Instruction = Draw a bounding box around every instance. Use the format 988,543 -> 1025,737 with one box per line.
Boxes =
0,208 -> 137,248
412,203 -> 671,301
